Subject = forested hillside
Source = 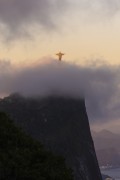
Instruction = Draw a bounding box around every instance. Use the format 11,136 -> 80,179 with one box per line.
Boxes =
0,112 -> 73,180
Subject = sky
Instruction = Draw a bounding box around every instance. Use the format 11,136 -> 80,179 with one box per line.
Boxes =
0,0 -> 120,133
0,0 -> 120,64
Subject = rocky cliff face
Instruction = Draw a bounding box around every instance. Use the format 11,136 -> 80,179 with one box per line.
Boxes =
0,94 -> 102,180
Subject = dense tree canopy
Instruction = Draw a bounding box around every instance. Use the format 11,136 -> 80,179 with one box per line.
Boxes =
0,112 -> 73,180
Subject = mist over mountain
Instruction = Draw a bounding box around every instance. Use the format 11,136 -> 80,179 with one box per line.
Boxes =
1,57 -> 119,177
0,59 -> 120,129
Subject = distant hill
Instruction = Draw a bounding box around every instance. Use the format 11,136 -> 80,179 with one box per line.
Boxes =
92,130 -> 120,144
92,130 -> 120,167
0,93 -> 102,180
96,148 -> 120,167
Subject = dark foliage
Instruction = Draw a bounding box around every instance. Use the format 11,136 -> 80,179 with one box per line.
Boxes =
0,112 -> 73,180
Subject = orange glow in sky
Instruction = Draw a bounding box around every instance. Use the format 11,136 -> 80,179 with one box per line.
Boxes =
0,0 -> 120,66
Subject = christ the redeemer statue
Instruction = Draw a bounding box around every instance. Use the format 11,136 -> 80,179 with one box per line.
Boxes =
56,51 -> 65,61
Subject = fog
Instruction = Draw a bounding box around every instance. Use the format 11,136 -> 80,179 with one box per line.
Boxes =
0,58 -> 120,125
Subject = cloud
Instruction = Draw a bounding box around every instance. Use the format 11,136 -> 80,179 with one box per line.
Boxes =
0,58 -> 120,125
72,0 -> 120,22
0,0 -> 120,40
0,0 -> 67,40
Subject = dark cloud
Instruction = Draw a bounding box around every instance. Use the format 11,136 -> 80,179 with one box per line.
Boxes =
0,0 -> 120,40
0,0 -> 67,40
0,59 -> 120,125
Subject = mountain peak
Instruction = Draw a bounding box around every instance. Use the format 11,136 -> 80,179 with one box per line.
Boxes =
0,95 -> 102,180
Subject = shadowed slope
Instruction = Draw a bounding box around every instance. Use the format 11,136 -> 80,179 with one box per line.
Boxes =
0,112 -> 73,180
0,94 -> 102,180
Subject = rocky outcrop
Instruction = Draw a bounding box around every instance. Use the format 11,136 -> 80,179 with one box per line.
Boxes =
0,94 -> 102,180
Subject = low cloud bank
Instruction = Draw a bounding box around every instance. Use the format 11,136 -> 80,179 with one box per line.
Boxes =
0,59 -> 120,124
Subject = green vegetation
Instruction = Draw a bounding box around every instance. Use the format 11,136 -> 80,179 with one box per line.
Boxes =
0,112 -> 73,180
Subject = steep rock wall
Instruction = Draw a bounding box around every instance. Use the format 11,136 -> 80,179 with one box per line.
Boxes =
0,95 -> 102,180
